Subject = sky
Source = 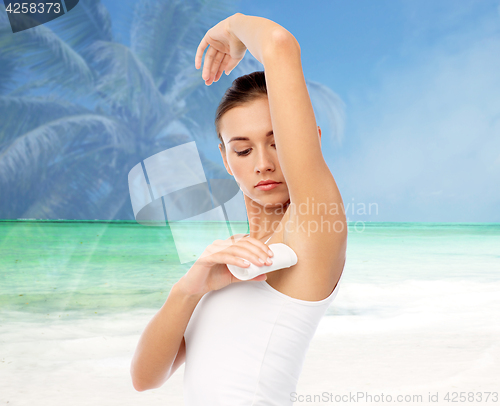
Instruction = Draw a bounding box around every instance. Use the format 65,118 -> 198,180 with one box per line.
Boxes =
21,0 -> 499,222
232,0 -> 500,222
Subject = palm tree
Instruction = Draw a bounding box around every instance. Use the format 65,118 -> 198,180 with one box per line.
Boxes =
0,0 -> 344,221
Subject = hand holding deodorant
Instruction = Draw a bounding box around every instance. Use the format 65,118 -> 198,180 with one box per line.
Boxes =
227,243 -> 298,281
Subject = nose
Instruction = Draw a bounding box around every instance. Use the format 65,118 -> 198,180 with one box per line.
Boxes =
254,148 -> 275,173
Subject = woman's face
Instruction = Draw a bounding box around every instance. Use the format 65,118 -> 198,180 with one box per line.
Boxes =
219,96 -> 290,208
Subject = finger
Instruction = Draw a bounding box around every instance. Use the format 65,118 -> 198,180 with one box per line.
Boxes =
240,237 -> 274,258
195,36 -> 210,70
210,51 -> 226,83
214,251 -> 251,268
213,53 -> 230,83
202,45 -> 218,82
216,53 -> 230,80
230,243 -> 271,266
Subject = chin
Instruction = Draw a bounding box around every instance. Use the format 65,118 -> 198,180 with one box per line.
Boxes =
254,194 -> 289,208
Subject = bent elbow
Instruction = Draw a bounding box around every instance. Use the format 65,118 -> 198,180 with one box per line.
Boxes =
131,368 -> 167,392
132,375 -> 158,392
130,363 -> 148,392
132,377 -> 146,392
133,383 -> 145,393
131,372 -> 146,392
270,28 -> 300,52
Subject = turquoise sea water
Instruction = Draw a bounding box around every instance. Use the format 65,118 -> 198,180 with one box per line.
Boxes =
0,221 -> 499,318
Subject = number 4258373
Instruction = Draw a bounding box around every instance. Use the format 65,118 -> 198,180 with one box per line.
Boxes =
5,3 -> 62,14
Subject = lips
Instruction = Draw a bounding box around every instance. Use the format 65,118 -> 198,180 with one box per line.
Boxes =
255,180 -> 281,187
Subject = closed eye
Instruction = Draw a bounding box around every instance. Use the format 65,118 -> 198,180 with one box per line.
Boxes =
235,144 -> 276,157
235,148 -> 251,156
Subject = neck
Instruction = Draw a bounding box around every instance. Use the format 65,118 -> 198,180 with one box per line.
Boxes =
244,194 -> 290,240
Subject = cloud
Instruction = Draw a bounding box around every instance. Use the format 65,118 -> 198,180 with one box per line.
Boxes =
338,7 -> 500,222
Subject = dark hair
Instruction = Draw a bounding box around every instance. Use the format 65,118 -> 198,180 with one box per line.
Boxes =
215,70 -> 268,151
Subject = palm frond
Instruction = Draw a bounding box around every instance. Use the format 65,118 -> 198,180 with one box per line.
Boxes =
86,40 -> 167,121
0,113 -> 132,184
178,75 -> 230,142
0,13 -> 94,95
6,79 -> 56,97
19,145 -> 108,219
0,54 -> 17,95
0,96 -> 89,146
130,0 -> 234,89
51,0 -> 113,53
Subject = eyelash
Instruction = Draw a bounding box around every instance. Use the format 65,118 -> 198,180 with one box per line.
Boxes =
235,144 -> 276,156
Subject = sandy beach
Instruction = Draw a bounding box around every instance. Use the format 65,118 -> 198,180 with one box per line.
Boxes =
2,279 -> 499,406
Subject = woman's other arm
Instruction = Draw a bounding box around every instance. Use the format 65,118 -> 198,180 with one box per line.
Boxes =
130,236 -> 272,391
130,278 -> 203,392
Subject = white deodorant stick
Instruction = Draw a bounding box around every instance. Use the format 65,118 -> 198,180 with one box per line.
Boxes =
227,243 -> 298,281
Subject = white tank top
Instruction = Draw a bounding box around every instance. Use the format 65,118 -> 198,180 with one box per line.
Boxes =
183,237 -> 343,405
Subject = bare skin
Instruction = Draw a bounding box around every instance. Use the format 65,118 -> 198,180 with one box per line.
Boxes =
131,12 -> 347,392
203,14 -> 347,302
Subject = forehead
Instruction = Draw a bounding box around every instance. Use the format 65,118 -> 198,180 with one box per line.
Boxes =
220,97 -> 272,140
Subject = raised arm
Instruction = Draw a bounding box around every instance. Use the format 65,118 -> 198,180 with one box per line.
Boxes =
197,13 -> 346,236
231,14 -> 342,209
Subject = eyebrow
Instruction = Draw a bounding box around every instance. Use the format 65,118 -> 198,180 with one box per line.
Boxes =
227,130 -> 274,144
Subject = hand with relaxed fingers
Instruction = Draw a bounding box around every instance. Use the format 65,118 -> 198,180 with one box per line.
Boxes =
195,14 -> 247,85
195,13 -> 291,86
178,236 -> 274,296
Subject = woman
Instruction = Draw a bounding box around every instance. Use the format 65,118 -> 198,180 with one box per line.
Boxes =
131,12 -> 347,405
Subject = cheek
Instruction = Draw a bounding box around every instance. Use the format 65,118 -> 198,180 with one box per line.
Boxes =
228,156 -> 247,176
228,158 -> 253,190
